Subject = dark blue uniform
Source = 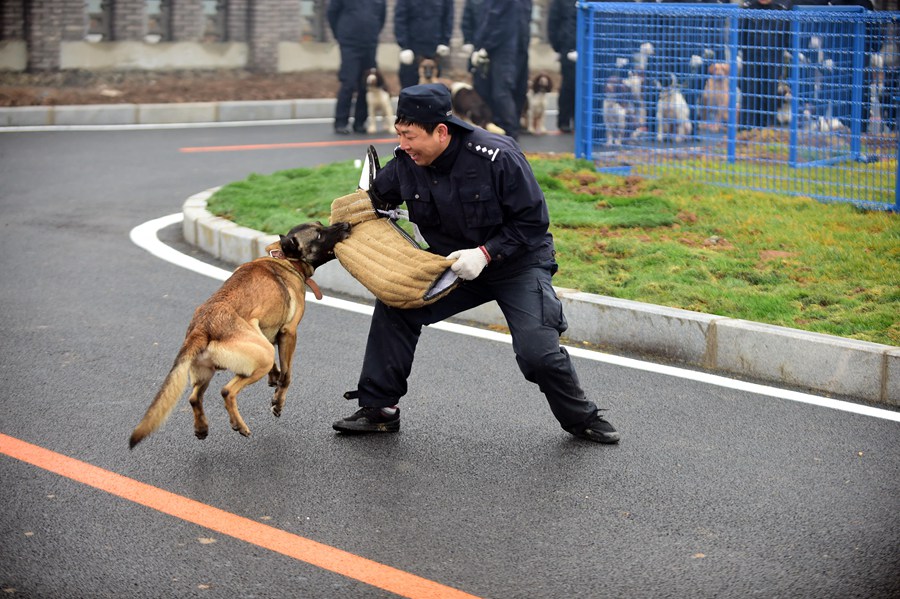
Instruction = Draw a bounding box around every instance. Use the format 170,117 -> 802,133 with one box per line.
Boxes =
357,127 -> 602,433
328,0 -> 387,132
394,0 -> 454,90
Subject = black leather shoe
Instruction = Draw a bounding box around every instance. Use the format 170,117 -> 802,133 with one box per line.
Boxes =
334,125 -> 351,135
571,413 -> 620,444
333,406 -> 400,433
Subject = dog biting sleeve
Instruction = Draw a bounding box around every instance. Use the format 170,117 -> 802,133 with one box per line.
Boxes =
330,190 -> 459,309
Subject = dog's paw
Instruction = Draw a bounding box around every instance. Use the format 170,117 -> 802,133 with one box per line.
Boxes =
194,427 -> 208,440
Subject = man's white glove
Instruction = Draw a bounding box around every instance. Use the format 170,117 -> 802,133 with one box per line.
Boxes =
566,50 -> 578,62
447,246 -> 490,280
461,43 -> 474,56
399,49 -> 415,65
436,44 -> 450,57
471,48 -> 490,67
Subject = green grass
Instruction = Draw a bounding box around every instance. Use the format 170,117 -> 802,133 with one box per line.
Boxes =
207,154 -> 900,346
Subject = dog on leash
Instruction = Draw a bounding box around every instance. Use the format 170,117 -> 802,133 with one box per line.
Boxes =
128,221 -> 351,448
699,63 -> 737,133
656,74 -> 692,143
448,81 -> 505,134
525,73 -> 553,135
364,67 -> 394,134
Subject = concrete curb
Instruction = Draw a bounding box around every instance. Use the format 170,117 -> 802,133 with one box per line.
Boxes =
0,95 -> 557,127
183,188 -> 899,407
0,98 -> 338,126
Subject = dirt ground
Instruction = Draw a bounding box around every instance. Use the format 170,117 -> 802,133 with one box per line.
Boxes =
0,69 -> 359,107
3,67 -> 541,106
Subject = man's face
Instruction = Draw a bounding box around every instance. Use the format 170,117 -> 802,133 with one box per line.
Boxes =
395,122 -> 449,166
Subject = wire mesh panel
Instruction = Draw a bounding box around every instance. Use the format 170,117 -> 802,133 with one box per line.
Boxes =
574,3 -> 899,211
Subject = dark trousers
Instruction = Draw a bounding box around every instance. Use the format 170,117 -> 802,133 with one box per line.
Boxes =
335,44 -> 376,130
558,59 -> 576,130
356,260 -> 600,431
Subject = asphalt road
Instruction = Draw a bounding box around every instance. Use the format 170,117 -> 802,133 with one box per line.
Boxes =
0,121 -> 898,599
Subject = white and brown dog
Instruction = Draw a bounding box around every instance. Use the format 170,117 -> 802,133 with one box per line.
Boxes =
656,74 -> 692,143
603,75 -> 630,146
364,67 -> 394,134
699,63 -> 739,133
525,73 -> 553,135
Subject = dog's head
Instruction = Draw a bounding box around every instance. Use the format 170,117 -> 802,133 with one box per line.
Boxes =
531,73 -> 553,94
269,221 -> 352,269
364,67 -> 383,89
418,58 -> 439,84
708,63 -> 730,78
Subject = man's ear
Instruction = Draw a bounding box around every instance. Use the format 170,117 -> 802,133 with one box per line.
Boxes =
437,123 -> 450,142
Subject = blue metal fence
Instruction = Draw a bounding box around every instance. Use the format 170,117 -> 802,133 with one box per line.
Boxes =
574,3 -> 899,212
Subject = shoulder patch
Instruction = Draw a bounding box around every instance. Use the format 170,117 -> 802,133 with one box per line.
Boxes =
464,140 -> 501,162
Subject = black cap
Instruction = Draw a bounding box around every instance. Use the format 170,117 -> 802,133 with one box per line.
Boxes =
396,84 -> 475,131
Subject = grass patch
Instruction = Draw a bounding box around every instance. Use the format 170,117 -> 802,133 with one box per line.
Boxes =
207,154 -> 900,346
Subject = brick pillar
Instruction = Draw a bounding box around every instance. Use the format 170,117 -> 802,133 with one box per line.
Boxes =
223,0 -> 249,42
109,0 -> 146,41
1,0 -> 26,40
170,0 -> 204,41
247,0 -> 299,72
24,0 -> 63,71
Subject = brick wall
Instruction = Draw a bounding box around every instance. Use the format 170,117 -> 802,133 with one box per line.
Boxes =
1,0 -> 26,40
171,0 -> 205,41
109,0 -> 146,41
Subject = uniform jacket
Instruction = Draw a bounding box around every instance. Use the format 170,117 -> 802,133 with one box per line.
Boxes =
372,127 -> 555,267
327,0 -> 386,48
394,0 -> 454,56
547,0 -> 577,55
472,0 -> 523,55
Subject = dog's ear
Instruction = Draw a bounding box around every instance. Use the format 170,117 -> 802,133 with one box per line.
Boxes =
279,234 -> 300,256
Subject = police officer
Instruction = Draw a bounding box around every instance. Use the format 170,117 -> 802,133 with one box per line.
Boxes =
470,0 -> 530,139
332,84 -> 620,445
327,0 -> 386,134
394,0 -> 454,90
548,0 -> 577,133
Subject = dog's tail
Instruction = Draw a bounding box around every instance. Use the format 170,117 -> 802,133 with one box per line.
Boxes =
129,332 -> 206,449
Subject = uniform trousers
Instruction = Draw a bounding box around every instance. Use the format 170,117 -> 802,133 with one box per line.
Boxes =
335,45 -> 376,130
356,259 -> 600,431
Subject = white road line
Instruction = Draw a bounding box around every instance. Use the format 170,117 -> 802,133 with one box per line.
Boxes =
131,213 -> 900,424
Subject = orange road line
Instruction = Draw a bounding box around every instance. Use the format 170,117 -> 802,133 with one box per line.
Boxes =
0,433 -> 482,599
180,138 -> 397,153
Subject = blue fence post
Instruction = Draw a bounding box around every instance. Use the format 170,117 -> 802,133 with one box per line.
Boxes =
727,14 -> 739,164
789,16 -> 800,168
575,2 -> 591,160
850,18 -> 865,160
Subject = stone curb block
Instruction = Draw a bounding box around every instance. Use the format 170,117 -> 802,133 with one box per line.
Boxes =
0,106 -> 51,126
714,320 -> 894,404
218,99 -> 294,122
220,225 -> 265,265
139,102 -> 218,124
54,104 -> 137,125
196,214 -> 236,257
182,192 -> 898,407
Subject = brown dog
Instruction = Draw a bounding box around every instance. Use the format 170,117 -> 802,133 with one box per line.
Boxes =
699,63 -> 737,133
128,221 -> 351,448
417,57 -> 440,85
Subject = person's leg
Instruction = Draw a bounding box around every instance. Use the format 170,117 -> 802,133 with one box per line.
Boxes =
335,46 -> 362,132
487,263 -> 598,430
352,47 -> 375,132
558,60 -> 576,131
399,62 -> 419,90
353,285 -> 493,407
489,55 -> 520,139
